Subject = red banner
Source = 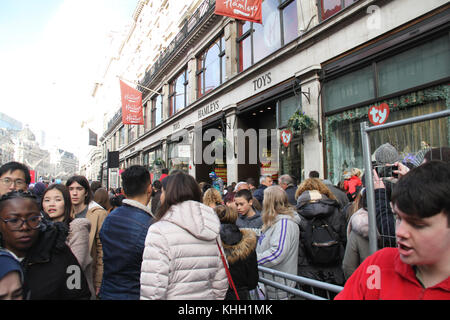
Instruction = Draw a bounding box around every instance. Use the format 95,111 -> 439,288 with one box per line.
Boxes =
120,80 -> 144,125
30,170 -> 35,184
215,0 -> 262,24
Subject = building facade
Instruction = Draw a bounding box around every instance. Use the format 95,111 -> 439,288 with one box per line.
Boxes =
97,0 -> 450,188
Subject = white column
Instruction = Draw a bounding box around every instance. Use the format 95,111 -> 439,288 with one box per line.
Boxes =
300,73 -> 324,179
225,107 -> 238,184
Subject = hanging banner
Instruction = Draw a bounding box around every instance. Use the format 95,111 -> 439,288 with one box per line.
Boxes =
214,0 -> 263,24
120,80 -> 144,125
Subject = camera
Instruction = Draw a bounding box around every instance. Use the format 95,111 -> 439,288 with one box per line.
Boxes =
374,164 -> 398,178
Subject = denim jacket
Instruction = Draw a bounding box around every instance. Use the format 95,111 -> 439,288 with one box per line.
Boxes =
99,199 -> 154,300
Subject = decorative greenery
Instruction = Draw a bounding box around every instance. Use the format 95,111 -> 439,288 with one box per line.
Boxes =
149,157 -> 166,170
211,137 -> 233,150
287,110 -> 317,134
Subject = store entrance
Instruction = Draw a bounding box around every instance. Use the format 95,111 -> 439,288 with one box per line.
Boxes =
237,102 -> 278,184
196,120 -> 228,185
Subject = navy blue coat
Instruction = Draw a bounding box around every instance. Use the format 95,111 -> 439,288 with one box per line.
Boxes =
253,184 -> 267,204
99,201 -> 153,300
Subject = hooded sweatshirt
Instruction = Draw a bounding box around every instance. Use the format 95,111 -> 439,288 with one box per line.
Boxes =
140,200 -> 228,300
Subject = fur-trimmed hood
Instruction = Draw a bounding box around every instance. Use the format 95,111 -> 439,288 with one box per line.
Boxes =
220,224 -> 257,264
347,208 -> 369,238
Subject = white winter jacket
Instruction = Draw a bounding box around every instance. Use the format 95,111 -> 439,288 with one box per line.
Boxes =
140,200 -> 228,300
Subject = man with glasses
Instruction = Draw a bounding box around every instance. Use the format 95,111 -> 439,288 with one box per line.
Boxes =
0,162 -> 31,196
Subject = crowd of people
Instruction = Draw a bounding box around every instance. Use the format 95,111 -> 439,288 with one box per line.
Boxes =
0,145 -> 448,300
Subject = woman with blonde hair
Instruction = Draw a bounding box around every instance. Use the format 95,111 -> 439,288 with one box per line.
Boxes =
295,178 -> 347,292
203,187 -> 223,209
256,186 -> 300,300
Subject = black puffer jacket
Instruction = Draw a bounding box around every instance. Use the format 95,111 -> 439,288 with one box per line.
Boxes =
220,223 -> 258,300
21,219 -> 91,300
296,191 -> 347,286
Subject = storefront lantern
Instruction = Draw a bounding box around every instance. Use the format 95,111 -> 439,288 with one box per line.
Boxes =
368,103 -> 390,126
280,129 -> 293,147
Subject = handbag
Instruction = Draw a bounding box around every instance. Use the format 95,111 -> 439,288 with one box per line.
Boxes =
216,239 -> 240,300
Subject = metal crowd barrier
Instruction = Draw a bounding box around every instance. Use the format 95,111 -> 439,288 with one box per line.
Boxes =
258,266 -> 344,300
360,109 -> 450,254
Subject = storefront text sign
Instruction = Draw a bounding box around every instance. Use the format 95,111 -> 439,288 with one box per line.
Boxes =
253,72 -> 272,91
280,129 -> 292,147
368,103 -> 390,126
214,0 -> 262,24
198,100 -> 220,120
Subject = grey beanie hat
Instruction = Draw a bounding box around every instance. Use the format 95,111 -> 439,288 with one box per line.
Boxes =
374,143 -> 401,165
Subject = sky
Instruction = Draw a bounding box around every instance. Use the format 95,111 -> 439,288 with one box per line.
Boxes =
0,0 -> 137,163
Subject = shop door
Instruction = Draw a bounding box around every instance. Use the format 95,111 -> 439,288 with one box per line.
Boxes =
237,103 -> 277,183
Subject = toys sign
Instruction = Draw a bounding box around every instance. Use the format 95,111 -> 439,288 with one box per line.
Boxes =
368,103 -> 390,126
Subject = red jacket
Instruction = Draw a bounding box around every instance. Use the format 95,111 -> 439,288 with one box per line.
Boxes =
335,248 -> 450,300
343,175 -> 362,196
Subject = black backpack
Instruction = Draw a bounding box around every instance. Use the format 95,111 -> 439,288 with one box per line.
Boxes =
302,216 -> 343,266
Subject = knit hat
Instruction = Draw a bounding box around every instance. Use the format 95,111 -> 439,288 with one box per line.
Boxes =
374,143 -> 401,165
33,182 -> 47,197
0,250 -> 24,283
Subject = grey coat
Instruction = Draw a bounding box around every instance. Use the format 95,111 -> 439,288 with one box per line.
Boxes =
342,208 -> 371,280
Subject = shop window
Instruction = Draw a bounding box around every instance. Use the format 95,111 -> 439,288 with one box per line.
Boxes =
128,125 -> 136,143
324,35 -> 449,114
378,35 -> 450,97
143,102 -> 150,132
168,141 -> 189,173
147,148 -> 164,181
237,0 -> 298,72
319,0 -> 360,21
326,93 -> 449,184
324,65 -> 375,113
151,92 -> 163,127
197,35 -> 225,98
119,126 -> 125,147
280,134 -> 303,182
169,68 -> 189,116
279,94 -> 301,127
